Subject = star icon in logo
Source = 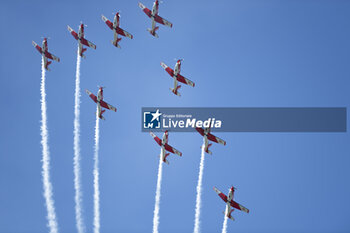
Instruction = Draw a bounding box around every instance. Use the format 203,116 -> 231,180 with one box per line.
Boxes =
151,109 -> 162,122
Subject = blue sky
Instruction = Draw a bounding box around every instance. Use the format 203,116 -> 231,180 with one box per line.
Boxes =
1,0 -> 350,232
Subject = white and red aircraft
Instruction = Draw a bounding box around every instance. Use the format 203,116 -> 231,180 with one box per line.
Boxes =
214,186 -> 249,221
138,0 -> 172,37
149,130 -> 182,165
101,12 -> 133,48
86,87 -> 116,120
67,23 -> 96,58
160,60 -> 195,96
32,38 -> 60,71
196,127 -> 226,154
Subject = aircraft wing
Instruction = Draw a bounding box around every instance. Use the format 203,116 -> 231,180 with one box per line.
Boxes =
101,15 -> 114,30
80,38 -> 96,49
230,200 -> 250,213
207,132 -> 226,145
214,187 -> 228,202
154,15 -> 173,28
176,74 -> 195,87
138,2 -> 152,18
116,27 -> 133,39
164,143 -> 182,156
67,26 -> 79,40
150,132 -> 162,147
196,127 -> 205,137
160,62 -> 175,77
100,100 -> 117,112
32,41 -> 42,54
86,90 -> 98,103
45,51 -> 60,62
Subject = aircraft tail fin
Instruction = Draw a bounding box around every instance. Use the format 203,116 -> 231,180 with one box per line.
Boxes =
163,153 -> 170,165
222,210 -> 235,221
147,28 -> 159,38
45,60 -> 52,71
99,109 -> 106,120
81,47 -> 87,58
111,40 -> 121,48
170,85 -> 181,96
203,143 -> 212,155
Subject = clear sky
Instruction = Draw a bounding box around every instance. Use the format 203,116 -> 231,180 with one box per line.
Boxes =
1,0 -> 350,232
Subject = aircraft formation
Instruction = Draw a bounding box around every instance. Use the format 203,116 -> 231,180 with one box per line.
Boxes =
149,127 -> 249,221
32,0 -> 249,226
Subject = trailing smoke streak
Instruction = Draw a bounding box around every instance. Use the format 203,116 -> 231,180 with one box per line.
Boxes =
73,48 -> 85,233
193,139 -> 206,233
40,57 -> 59,233
152,150 -> 164,233
221,207 -> 228,233
93,107 -> 100,233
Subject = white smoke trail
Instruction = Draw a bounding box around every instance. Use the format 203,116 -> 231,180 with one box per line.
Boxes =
193,140 -> 206,233
73,48 -> 85,233
221,207 -> 228,233
93,107 -> 100,233
152,150 -> 164,233
40,57 -> 59,233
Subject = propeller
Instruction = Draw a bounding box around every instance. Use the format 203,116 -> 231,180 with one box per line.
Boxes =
174,58 -> 184,62
79,21 -> 88,27
112,10 -> 121,16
